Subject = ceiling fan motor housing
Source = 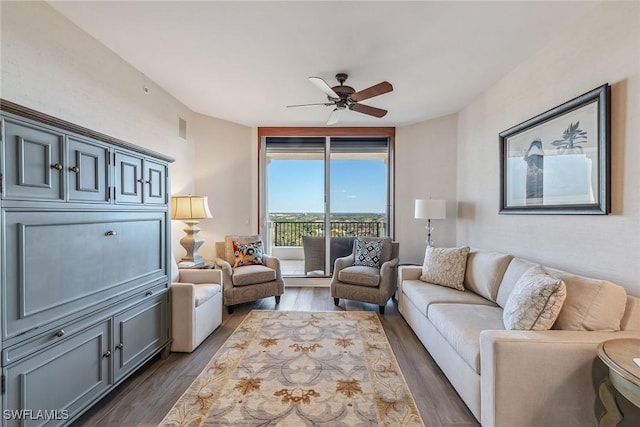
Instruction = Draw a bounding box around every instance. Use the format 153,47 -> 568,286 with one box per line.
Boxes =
331,73 -> 355,101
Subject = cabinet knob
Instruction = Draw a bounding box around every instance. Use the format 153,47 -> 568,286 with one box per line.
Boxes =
104,230 -> 117,236
137,178 -> 145,183
103,351 -> 112,358
69,166 -> 80,173
55,329 -> 65,338
116,343 -> 124,350
51,163 -> 63,171
145,291 -> 153,296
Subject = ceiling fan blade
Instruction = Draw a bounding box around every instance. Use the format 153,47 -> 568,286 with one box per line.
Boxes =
349,103 -> 388,118
309,77 -> 340,99
350,81 -> 393,102
326,108 -> 344,125
287,102 -> 334,108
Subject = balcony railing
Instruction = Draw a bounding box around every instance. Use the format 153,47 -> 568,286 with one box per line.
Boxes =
273,221 -> 384,246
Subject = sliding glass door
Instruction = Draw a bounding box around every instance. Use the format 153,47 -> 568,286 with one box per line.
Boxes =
261,134 -> 392,277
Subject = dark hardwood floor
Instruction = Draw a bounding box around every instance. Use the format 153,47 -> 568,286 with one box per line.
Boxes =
72,287 -> 479,427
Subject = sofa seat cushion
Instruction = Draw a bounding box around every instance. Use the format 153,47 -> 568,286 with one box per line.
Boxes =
232,265 -> 277,287
403,279 -> 497,317
194,283 -> 222,307
338,266 -> 380,287
428,303 -> 505,373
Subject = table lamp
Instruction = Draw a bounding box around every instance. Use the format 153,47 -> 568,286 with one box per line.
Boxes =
171,195 -> 213,267
414,198 -> 446,247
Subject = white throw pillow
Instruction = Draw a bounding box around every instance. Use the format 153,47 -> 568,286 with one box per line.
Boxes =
420,246 -> 470,291
503,265 -> 567,330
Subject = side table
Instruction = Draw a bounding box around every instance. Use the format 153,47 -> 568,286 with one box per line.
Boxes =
178,260 -> 215,269
597,338 -> 640,427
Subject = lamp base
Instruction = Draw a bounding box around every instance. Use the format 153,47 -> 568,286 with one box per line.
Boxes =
179,220 -> 205,267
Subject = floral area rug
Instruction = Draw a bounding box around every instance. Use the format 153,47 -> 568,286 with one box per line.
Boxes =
159,310 -> 424,426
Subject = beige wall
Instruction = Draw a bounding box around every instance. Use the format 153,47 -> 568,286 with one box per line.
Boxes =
1,1 -> 200,254
189,114 -> 254,262
456,1 -> 640,295
396,114 -> 458,264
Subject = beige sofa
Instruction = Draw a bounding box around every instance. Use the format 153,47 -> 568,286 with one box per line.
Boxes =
398,249 -> 640,427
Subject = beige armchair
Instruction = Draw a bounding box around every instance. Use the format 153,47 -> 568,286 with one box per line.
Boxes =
215,235 -> 284,314
331,237 -> 400,314
170,256 -> 222,352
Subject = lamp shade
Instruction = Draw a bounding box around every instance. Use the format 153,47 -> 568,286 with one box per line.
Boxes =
171,195 -> 213,220
415,199 -> 446,220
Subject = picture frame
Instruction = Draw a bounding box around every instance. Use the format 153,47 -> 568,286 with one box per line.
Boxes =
499,84 -> 610,214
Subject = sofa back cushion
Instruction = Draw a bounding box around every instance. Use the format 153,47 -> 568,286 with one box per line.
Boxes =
546,268 -> 627,331
464,249 -> 513,303
496,257 -> 538,308
620,295 -> 640,331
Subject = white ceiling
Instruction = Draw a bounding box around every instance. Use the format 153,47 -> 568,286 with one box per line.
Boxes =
48,1 -> 598,127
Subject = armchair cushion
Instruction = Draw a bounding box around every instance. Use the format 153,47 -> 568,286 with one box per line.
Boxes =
233,240 -> 264,267
224,234 -> 261,264
353,237 -> 384,267
338,265 -> 381,287
232,264 -> 277,286
194,283 -> 222,307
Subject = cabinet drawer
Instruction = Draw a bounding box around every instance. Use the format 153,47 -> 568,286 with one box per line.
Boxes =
2,210 -> 167,340
114,290 -> 168,382
2,319 -> 111,427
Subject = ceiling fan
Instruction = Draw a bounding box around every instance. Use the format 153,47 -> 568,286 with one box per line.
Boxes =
287,73 -> 393,125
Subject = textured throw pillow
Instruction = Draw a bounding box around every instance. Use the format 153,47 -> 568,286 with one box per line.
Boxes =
420,246 -> 470,291
503,265 -> 567,330
353,238 -> 384,268
232,240 -> 264,267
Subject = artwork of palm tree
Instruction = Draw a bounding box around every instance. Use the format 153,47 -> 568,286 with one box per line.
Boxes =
551,121 -> 588,153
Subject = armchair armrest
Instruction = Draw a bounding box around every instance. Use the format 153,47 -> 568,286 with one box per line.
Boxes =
177,268 -> 222,285
334,254 -> 355,273
214,257 -> 233,292
480,329 -> 640,427
263,254 -> 282,276
379,257 -> 400,299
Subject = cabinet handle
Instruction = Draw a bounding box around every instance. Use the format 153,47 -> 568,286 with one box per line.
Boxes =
103,351 -> 112,358
69,166 -> 80,173
137,178 -> 145,183
51,163 -> 63,171
55,329 -> 65,338
104,230 -> 117,236
145,291 -> 153,296
116,343 -> 124,350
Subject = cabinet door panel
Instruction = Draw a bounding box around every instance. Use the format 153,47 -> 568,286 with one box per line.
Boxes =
3,210 -> 166,340
67,137 -> 109,203
114,291 -> 168,382
143,159 -> 166,205
114,151 -> 142,204
3,320 -> 111,427
3,119 -> 64,201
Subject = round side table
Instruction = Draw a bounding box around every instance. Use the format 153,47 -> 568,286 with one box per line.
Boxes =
597,338 -> 640,427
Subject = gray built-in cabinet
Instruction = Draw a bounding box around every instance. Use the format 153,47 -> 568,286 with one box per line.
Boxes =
0,101 -> 173,426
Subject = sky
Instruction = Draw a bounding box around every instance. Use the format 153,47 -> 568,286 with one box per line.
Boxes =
268,159 -> 387,213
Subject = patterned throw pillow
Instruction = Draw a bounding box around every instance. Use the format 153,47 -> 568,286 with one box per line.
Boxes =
353,238 -> 384,268
232,240 -> 264,267
420,246 -> 470,291
503,265 -> 567,330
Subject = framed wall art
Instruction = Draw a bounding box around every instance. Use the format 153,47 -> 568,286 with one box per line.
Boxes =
499,84 -> 610,214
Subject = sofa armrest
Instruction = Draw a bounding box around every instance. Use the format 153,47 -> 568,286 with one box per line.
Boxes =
177,268 -> 222,285
263,254 -> 282,275
480,329 -> 640,427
